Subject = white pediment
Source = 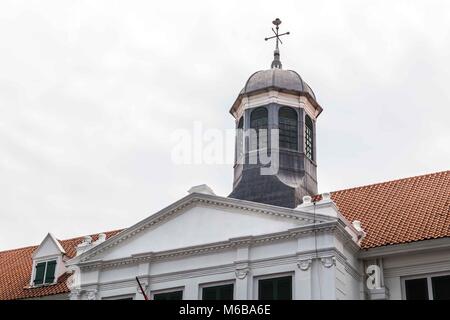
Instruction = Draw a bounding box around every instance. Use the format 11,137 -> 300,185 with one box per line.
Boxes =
32,233 -> 66,259
74,194 -> 322,263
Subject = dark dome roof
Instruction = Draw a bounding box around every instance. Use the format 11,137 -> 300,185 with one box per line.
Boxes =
241,69 -> 316,100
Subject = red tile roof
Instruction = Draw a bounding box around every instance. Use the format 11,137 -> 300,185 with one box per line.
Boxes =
0,170 -> 449,299
0,230 -> 122,300
331,170 -> 450,249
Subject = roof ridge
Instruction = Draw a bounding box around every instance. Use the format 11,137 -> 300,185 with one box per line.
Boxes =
0,228 -> 124,255
331,169 -> 449,194
0,244 -> 38,254
55,228 -> 124,243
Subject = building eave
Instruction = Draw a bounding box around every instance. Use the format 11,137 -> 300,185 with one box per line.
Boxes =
358,237 -> 450,259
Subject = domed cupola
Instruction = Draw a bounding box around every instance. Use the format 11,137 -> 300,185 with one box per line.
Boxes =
228,18 -> 323,208
241,68 -> 317,100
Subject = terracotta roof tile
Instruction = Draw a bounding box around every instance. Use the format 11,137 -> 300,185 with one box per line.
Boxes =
330,170 -> 450,249
0,230 -> 122,300
1,170 -> 449,299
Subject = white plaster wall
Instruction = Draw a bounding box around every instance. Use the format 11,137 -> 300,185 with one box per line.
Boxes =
79,231 -> 362,300
382,248 -> 450,300
100,205 -> 302,260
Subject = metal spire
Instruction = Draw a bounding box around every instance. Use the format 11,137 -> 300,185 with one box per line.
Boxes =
265,18 -> 290,69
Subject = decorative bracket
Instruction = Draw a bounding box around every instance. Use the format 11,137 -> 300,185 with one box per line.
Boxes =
136,279 -> 149,295
320,256 -> 336,268
69,289 -> 81,300
297,258 -> 312,271
86,289 -> 98,300
234,262 -> 250,280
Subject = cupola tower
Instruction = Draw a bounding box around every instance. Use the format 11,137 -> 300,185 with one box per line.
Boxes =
228,19 -> 323,208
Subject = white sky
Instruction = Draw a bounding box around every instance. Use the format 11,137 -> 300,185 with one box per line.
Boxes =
1,0 -> 449,250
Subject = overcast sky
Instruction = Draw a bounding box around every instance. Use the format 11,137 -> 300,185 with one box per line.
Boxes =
1,0 -> 449,250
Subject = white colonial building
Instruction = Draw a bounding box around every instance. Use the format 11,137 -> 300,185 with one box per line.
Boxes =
1,20 -> 449,301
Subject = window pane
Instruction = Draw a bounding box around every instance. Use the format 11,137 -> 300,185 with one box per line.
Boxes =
202,284 -> 234,300
279,107 -> 298,150
432,275 -> 450,300
34,262 -> 46,285
258,276 -> 292,300
153,290 -> 183,300
236,117 -> 244,160
44,260 -> 57,284
305,115 -> 314,161
405,278 -> 429,300
250,108 -> 268,151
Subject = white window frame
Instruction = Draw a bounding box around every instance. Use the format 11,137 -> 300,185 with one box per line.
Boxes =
31,257 -> 58,287
253,272 -> 294,300
401,271 -> 450,300
151,286 -> 185,300
198,279 -> 235,300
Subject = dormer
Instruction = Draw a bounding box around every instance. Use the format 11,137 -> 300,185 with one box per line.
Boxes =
30,233 -> 66,287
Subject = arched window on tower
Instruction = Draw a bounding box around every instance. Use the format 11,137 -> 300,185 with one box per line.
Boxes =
250,107 -> 268,151
305,114 -> 314,161
279,107 -> 298,150
236,116 -> 244,161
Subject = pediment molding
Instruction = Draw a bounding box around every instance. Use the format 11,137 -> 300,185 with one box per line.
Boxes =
76,221 -> 344,271
70,193 -> 334,265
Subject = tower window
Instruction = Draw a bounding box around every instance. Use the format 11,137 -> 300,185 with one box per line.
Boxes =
250,107 -> 268,150
279,107 -> 298,150
34,260 -> 57,285
305,115 -> 314,161
236,116 -> 244,160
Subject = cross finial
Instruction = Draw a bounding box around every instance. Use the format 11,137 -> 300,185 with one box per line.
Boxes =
265,18 -> 290,69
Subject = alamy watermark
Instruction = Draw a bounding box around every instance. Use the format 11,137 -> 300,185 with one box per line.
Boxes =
170,121 -> 280,175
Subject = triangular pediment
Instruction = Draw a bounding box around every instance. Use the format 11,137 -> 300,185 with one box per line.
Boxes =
72,193 -> 331,264
32,233 -> 66,259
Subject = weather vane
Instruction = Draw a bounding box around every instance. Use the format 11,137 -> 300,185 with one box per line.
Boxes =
265,18 -> 290,69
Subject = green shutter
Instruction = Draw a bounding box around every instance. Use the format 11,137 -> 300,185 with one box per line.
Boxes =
44,260 -> 57,284
34,262 -> 46,285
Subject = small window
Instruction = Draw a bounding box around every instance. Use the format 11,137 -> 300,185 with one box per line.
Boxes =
432,275 -> 450,300
279,107 -> 298,150
404,274 -> 450,300
305,115 -> 314,161
250,107 -> 268,151
34,260 -> 57,285
153,290 -> 183,300
405,278 -> 429,300
202,284 -> 234,300
236,116 -> 244,160
258,276 -> 292,300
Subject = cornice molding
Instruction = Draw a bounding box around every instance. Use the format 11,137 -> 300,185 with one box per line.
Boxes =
69,193 -> 336,265
77,222 -> 344,271
359,237 -> 450,259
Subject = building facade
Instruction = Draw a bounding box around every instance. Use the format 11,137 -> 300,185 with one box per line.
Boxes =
1,24 -> 450,300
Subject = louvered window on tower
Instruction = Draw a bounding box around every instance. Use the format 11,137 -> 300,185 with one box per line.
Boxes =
279,107 -> 298,150
34,260 -> 57,285
305,115 -> 314,161
250,107 -> 268,151
236,116 -> 244,160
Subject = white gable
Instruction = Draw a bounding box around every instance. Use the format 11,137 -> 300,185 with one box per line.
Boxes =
99,204 -> 303,261
32,233 -> 65,259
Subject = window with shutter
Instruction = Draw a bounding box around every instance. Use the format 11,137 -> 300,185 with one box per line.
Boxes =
44,260 -> 57,284
33,260 -> 57,286
34,262 -> 46,285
